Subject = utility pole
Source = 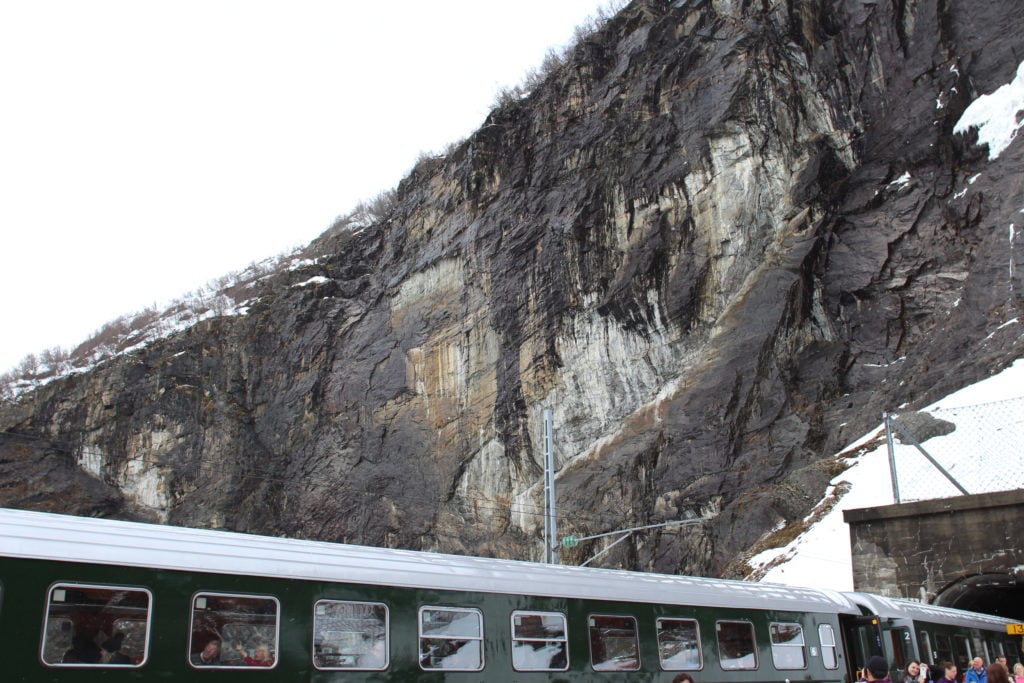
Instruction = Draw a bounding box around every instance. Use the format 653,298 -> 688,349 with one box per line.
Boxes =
543,408 -> 557,564
883,412 -> 901,504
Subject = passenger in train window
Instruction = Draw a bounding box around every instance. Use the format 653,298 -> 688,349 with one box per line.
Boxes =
937,661 -> 959,683
988,662 -> 1012,683
672,673 -> 696,683
63,634 -> 102,664
100,633 -> 131,664
191,639 -> 222,666
966,658 -> 988,683
867,655 -> 894,683
234,641 -> 274,666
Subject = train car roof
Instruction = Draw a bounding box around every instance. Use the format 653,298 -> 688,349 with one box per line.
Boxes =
846,592 -> 1016,630
0,507 -> 859,614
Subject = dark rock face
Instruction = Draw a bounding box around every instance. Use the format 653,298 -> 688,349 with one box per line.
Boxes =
2,0 -> 1022,577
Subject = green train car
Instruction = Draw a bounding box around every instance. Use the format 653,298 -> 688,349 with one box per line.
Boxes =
1,508 -> 1019,681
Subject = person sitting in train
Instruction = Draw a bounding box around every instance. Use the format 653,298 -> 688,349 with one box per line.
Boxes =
937,661 -> 959,683
191,638 -> 221,665
905,660 -> 929,683
966,658 -> 988,683
100,633 -> 131,664
234,641 -> 274,666
867,655 -> 894,683
62,633 -> 102,664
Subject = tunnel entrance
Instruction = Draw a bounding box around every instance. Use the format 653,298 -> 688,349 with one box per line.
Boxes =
933,572 -> 1024,620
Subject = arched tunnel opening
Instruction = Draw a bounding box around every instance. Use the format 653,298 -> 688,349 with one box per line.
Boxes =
933,572 -> 1024,620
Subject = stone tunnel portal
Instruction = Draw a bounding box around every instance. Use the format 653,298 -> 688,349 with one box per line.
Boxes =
933,572 -> 1024,621
844,490 -> 1024,621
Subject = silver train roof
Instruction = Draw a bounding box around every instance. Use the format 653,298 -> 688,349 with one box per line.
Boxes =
0,507 -> 862,614
846,592 -> 1016,630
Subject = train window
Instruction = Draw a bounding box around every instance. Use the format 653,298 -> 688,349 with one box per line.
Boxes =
716,620 -> 757,670
589,614 -> 640,671
770,622 -> 806,669
979,637 -> 992,663
919,631 -> 934,662
189,592 -> 279,669
418,606 -> 484,671
953,635 -> 971,671
41,583 -> 151,667
819,624 -> 839,669
312,600 -> 388,671
657,618 -> 702,670
935,634 -> 953,665
978,638 -> 995,663
510,611 -> 568,672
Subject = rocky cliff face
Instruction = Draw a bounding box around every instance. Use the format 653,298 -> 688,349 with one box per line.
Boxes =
2,0 -> 1022,577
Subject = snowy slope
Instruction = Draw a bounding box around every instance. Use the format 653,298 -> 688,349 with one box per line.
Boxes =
747,357 -> 1024,591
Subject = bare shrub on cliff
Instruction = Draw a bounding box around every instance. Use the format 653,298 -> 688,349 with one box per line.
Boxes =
491,1 -> 624,111
330,189 -> 398,233
16,353 -> 39,377
40,346 -> 72,374
0,374 -> 13,402
571,0 -> 625,44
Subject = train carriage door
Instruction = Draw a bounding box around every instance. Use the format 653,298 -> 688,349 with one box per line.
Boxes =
889,626 -> 914,672
840,615 -> 883,681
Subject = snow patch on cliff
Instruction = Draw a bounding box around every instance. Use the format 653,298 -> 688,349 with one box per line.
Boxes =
954,60 -> 1024,160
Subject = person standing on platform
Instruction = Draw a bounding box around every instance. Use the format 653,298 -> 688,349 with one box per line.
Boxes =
938,661 -> 959,683
988,662 -> 1012,683
966,658 -> 988,683
868,656 -> 894,683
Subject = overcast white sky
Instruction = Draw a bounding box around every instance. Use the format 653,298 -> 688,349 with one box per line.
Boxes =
0,0 -> 614,372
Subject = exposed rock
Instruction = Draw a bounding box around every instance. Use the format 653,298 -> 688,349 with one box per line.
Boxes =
890,411 -> 957,444
1,0 -> 1022,577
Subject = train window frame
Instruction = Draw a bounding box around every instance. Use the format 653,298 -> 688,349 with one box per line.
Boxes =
40,581 -> 153,668
312,599 -> 389,671
657,617 -> 703,671
919,630 -> 934,663
716,619 -> 758,670
589,613 -> 641,672
188,591 -> 280,670
418,605 -> 485,672
770,622 -> 807,670
510,610 -> 569,672
819,624 -> 839,670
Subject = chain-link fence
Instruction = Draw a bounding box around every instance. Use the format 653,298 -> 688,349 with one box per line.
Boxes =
884,396 -> 1024,503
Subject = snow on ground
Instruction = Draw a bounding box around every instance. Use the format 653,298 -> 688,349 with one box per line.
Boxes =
954,60 -> 1024,160
749,357 -> 1024,591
